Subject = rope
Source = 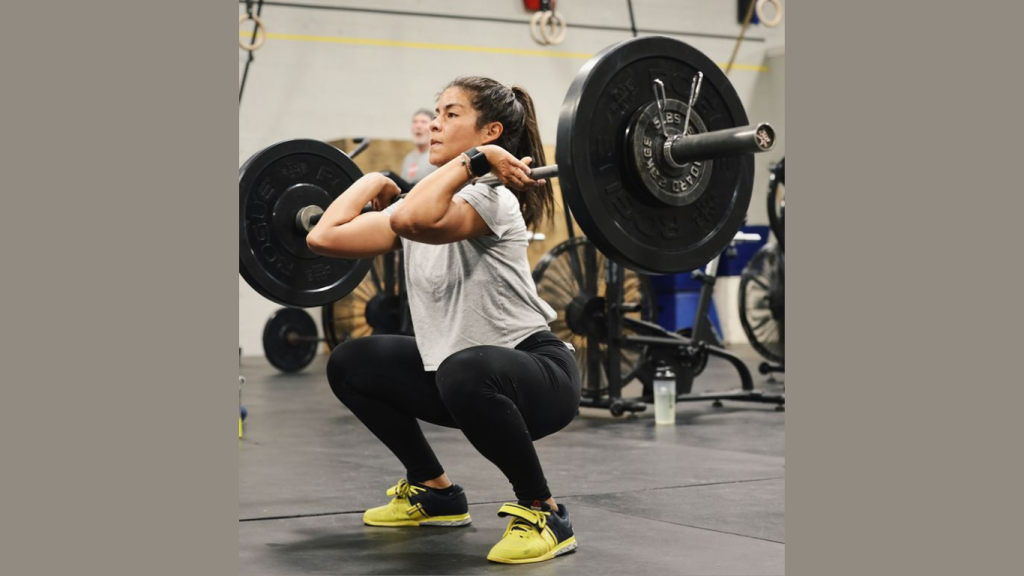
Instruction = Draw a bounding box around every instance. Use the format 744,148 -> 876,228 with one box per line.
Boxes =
725,0 -> 757,76
239,0 -> 265,105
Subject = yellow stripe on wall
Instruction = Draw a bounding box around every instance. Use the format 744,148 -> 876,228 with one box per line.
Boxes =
239,31 -> 770,72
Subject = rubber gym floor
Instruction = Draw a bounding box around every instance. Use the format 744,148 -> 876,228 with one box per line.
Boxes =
239,345 -> 785,575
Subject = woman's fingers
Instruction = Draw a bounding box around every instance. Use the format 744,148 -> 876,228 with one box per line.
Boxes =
514,166 -> 536,188
518,171 -> 538,188
506,174 -> 526,190
488,156 -> 546,190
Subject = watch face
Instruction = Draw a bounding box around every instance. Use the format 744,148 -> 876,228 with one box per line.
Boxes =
469,149 -> 490,177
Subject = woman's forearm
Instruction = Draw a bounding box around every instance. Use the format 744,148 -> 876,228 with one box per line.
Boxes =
390,155 -> 470,229
311,173 -> 386,233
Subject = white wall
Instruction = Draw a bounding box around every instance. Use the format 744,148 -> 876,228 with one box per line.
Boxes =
239,0 -> 785,354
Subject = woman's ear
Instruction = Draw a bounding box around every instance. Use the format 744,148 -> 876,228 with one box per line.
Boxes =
481,121 -> 504,145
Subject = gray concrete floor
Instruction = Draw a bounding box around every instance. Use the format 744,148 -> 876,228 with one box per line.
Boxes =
239,344 -> 785,575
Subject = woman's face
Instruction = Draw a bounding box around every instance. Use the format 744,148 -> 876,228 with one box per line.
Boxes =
428,87 -> 500,166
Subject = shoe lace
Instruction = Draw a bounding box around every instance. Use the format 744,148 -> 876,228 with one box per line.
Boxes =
386,479 -> 426,501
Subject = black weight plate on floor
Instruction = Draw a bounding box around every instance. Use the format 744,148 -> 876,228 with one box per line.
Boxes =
556,36 -> 754,274
263,307 -> 318,373
240,140 -> 373,307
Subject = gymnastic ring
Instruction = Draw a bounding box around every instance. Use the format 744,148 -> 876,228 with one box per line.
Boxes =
239,13 -> 267,52
529,11 -> 549,45
755,0 -> 783,28
540,11 -> 568,46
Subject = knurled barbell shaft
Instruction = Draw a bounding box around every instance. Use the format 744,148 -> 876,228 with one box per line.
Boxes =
299,123 -> 772,233
666,122 -> 775,166
299,167 -> 562,232
476,164 -> 561,187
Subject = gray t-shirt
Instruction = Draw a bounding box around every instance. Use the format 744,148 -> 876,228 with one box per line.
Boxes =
400,149 -> 437,184
385,183 -> 556,370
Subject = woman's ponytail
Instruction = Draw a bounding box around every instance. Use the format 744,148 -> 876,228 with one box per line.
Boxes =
510,86 -> 554,230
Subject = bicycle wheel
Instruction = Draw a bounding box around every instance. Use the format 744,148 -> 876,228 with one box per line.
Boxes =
739,244 -> 784,363
533,237 -> 656,396
767,158 -> 785,250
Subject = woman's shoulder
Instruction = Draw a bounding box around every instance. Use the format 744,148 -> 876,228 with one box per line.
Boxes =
458,182 -> 519,205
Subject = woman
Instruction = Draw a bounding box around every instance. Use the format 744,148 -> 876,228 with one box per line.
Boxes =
306,77 -> 581,565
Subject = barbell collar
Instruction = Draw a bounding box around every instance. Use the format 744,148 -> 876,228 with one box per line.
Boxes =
665,123 -> 775,167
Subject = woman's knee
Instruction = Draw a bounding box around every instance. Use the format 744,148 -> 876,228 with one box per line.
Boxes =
326,338 -> 384,400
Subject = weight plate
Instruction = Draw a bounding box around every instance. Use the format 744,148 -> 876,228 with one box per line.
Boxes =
557,36 -> 754,274
240,139 -> 373,307
263,307 -> 319,373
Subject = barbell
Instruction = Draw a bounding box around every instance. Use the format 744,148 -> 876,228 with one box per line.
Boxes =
240,35 -> 775,308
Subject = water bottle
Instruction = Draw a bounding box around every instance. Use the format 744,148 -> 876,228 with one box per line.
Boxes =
653,367 -> 676,425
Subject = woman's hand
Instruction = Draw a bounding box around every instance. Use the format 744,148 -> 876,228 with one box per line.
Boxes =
371,173 -> 403,211
479,145 -> 547,191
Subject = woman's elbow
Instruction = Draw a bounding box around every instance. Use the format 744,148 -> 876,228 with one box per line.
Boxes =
306,231 -> 329,255
390,215 -> 421,237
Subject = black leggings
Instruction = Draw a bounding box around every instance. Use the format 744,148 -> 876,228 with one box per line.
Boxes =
326,330 -> 581,502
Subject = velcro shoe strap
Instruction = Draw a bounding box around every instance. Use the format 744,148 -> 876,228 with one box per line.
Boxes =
497,503 -> 547,530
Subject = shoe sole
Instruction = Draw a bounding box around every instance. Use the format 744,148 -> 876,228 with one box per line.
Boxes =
363,513 -> 472,528
487,536 -> 578,564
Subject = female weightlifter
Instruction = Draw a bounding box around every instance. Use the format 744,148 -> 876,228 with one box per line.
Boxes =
306,76 -> 581,564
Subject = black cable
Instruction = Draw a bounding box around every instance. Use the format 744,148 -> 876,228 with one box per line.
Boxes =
625,0 -> 638,38
239,0 -> 265,105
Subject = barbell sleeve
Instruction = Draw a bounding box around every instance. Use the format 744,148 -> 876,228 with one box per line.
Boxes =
665,122 -> 775,166
297,205 -> 325,233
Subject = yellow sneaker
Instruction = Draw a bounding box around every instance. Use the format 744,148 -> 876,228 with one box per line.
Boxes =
486,502 -> 578,564
362,479 -> 472,527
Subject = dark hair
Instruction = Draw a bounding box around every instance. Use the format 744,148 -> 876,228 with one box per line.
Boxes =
412,108 -> 433,120
441,77 -> 555,230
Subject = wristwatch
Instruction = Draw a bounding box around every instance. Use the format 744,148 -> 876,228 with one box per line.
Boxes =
465,147 -> 491,178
